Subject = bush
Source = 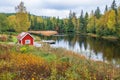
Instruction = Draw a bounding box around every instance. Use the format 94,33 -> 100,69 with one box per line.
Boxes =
10,53 -> 51,80
19,45 -> 32,53
7,35 -> 12,42
0,72 -> 16,80
0,36 -> 7,42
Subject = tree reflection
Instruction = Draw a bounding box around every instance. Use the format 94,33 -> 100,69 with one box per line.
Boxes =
37,34 -> 120,64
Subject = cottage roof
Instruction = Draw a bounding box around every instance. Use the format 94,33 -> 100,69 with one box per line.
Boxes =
17,32 -> 34,40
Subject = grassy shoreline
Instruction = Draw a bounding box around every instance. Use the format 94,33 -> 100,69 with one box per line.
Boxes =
28,30 -> 58,36
0,43 -> 120,80
0,31 -> 119,41
87,33 -> 119,41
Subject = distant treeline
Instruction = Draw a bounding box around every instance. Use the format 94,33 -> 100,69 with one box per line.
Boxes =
0,0 -> 120,37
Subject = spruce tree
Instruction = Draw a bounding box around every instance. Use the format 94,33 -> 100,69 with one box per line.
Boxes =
94,7 -> 101,19
104,5 -> 108,13
111,0 -> 117,11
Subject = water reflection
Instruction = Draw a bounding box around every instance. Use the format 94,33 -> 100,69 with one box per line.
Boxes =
39,35 -> 120,65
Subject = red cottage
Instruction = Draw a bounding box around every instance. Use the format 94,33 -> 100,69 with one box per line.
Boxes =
17,32 -> 34,45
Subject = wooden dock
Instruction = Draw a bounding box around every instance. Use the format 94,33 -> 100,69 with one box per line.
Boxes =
42,40 -> 55,44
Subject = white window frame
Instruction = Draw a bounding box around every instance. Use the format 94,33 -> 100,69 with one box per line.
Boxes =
25,40 -> 31,44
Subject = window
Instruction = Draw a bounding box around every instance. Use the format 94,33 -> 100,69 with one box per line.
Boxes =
25,40 -> 30,44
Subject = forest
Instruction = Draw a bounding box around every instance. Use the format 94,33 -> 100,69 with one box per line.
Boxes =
0,0 -> 120,37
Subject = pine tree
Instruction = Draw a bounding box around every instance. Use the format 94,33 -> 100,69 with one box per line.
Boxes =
111,0 -> 117,15
69,10 -> 73,18
84,12 -> 89,33
111,0 -> 117,11
104,5 -> 108,13
94,7 -> 101,19
79,10 -> 88,33
72,12 -> 77,31
79,10 -> 84,32
68,11 -> 74,32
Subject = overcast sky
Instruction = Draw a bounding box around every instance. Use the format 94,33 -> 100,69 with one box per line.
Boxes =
0,0 -> 120,18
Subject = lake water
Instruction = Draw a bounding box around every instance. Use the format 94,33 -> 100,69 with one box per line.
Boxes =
39,34 -> 120,65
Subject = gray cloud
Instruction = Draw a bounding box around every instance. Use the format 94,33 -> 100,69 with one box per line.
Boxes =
0,0 -> 12,7
41,0 -> 120,10
42,4 -> 78,10
0,0 -> 119,18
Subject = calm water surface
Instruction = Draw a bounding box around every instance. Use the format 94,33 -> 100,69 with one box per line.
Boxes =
39,34 -> 120,65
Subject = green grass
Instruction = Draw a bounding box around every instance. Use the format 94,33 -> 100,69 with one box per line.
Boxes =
40,53 -> 57,62
12,36 -> 17,43
0,72 -> 16,80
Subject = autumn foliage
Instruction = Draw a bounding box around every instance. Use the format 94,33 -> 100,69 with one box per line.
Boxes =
0,44 -> 120,80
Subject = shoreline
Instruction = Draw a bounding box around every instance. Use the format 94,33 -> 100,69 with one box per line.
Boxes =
87,33 -> 119,41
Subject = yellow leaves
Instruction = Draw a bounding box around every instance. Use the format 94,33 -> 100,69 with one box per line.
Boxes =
37,17 -> 44,23
7,13 -> 30,32
16,13 -> 30,32
7,15 -> 17,28
91,9 -> 117,35
87,16 -> 97,32
63,18 -> 68,24
32,77 -> 35,80
99,10 -> 116,31
118,7 -> 120,25
107,10 -> 116,31
11,53 -> 45,68
72,17 -> 77,28
8,53 -> 51,79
